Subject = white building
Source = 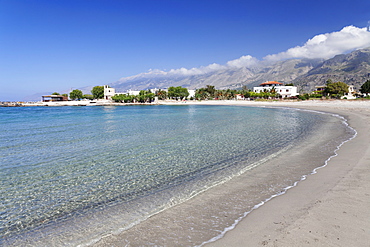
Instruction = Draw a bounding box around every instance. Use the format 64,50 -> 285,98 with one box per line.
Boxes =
103,86 -> 141,100
104,85 -> 195,100
253,81 -> 299,98
188,89 -> 196,98
315,84 -> 357,99
104,85 -> 116,100
342,85 -> 356,99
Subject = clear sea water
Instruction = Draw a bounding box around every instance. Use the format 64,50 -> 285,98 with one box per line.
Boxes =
0,105 -> 353,246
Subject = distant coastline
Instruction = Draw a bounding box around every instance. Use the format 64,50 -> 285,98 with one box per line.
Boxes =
2,98 -> 370,107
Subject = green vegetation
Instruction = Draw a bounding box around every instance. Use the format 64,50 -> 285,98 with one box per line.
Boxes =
52,92 -> 60,95
69,79 -> 369,103
324,81 -> 349,98
111,94 -> 136,103
167,86 -> 189,100
83,94 -> 94,100
91,86 -> 105,99
156,89 -> 167,100
69,89 -> 83,100
137,90 -> 155,103
194,85 -> 278,100
298,94 -> 310,100
360,80 -> 370,94
111,90 -> 155,103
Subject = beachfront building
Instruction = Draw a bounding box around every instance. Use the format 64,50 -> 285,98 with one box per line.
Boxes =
253,81 -> 299,98
188,89 -> 195,99
104,85 -> 116,100
315,85 -> 326,93
342,85 -> 357,99
235,94 -> 245,100
103,85 -> 196,100
314,84 -> 357,99
126,89 -> 141,96
42,95 -> 68,102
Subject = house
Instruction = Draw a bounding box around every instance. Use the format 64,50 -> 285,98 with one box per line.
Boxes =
253,81 -> 299,98
314,85 -> 327,93
314,84 -> 357,99
104,85 -> 116,100
42,95 -> 68,102
342,85 -> 356,99
235,94 -> 245,100
103,85 -> 196,100
104,85 -> 148,100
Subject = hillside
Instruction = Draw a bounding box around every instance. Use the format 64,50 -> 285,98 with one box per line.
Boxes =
27,47 -> 370,101
293,48 -> 370,92
108,48 -> 370,93
108,58 -> 321,92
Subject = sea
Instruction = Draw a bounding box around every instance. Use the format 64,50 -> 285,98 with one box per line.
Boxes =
0,104 -> 355,246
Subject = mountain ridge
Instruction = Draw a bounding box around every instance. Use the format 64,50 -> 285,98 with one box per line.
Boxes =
24,47 -> 370,101
108,48 -> 370,93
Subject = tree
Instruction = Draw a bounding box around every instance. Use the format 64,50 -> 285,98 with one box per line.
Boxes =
112,94 -> 136,103
52,92 -> 60,95
324,81 -> 349,98
168,86 -> 189,100
205,85 -> 216,97
91,86 -> 104,99
156,89 -> 167,100
195,86 -> 221,100
69,89 -> 83,100
195,88 -> 210,100
137,90 -> 155,103
360,80 -> 370,94
83,94 -> 94,100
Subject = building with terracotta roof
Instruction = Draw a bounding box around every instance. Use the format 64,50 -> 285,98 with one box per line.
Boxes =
259,81 -> 284,86
253,81 -> 299,98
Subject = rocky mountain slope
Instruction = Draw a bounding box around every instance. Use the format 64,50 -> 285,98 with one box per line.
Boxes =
78,47 -> 370,96
109,58 -> 322,93
24,48 -> 370,101
293,48 -> 370,92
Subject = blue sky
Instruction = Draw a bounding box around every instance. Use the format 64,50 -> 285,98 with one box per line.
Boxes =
1,0 -> 370,101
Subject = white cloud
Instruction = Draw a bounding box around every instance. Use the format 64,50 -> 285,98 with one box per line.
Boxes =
264,26 -> 370,61
167,63 -> 226,76
226,55 -> 259,68
164,55 -> 258,76
142,25 -> 370,78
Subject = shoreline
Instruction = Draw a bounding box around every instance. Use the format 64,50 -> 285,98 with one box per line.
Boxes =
91,100 -> 370,246
5,100 -> 367,246
3,98 -> 370,107
203,100 -> 370,246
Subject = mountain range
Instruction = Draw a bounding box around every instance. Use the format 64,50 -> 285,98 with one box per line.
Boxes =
106,47 -> 370,94
24,47 -> 370,101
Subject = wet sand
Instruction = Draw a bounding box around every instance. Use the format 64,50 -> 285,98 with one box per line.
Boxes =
204,100 -> 370,247
94,100 -> 370,247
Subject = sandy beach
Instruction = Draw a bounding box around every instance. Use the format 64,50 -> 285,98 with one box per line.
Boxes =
201,100 -> 370,247
93,100 -> 370,247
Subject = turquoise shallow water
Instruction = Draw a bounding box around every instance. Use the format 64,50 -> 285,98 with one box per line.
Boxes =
0,105 -> 351,246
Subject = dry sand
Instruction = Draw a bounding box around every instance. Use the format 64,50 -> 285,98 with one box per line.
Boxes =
200,100 -> 370,247
93,100 -> 370,247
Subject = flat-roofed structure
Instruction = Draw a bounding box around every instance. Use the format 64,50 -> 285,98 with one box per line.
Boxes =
42,95 -> 68,102
253,81 -> 299,98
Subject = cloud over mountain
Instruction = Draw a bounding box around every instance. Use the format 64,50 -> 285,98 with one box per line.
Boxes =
264,26 -> 370,61
163,55 -> 258,76
122,25 -> 370,80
